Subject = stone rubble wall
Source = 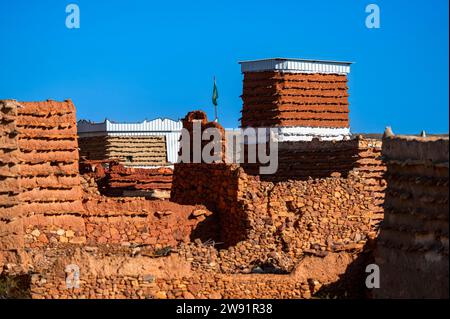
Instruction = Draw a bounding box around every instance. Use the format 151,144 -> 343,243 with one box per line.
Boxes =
0,100 -> 23,265
172,162 -> 385,276
374,135 -> 449,298
241,72 -> 349,128
171,164 -> 244,247
28,247 -> 358,299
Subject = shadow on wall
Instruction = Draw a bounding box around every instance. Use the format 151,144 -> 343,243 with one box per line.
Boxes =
189,213 -> 221,245
313,240 -> 376,299
171,163 -> 251,249
0,274 -> 31,299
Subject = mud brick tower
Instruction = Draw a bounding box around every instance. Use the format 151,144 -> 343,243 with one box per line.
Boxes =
239,58 -> 352,141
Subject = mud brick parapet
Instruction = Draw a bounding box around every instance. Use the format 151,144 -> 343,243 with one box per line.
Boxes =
179,111 -> 226,163
374,135 -> 449,298
241,72 -> 349,128
0,100 -> 24,265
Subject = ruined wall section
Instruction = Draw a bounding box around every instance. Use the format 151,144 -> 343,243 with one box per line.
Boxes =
81,195 -> 210,248
27,245 -> 358,299
171,164 -> 246,247
241,72 -> 349,128
0,100 -> 23,265
374,136 -> 449,298
105,163 -> 172,198
172,161 -> 385,275
179,111 -> 226,163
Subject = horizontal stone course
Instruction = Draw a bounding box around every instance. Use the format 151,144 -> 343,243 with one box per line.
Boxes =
374,135 -> 449,299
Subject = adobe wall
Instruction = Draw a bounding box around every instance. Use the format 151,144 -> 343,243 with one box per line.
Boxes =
0,100 -> 23,265
17,100 -> 83,216
242,136 -> 384,181
79,135 -> 168,167
105,163 -> 173,198
374,135 -> 449,298
241,72 -> 349,128
1,100 -> 206,261
78,135 -> 108,160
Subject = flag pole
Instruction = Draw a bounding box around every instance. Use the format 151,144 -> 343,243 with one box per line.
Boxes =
213,76 -> 218,122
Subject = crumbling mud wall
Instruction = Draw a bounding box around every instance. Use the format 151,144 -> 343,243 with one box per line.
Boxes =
0,100 -> 23,265
80,160 -> 173,198
81,193 -> 209,247
374,135 -> 449,299
105,163 -> 172,198
241,72 -> 349,128
79,135 -> 168,167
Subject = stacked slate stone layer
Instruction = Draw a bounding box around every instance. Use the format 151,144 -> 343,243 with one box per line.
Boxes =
0,100 -> 23,264
241,72 -> 349,128
16,100 -> 83,215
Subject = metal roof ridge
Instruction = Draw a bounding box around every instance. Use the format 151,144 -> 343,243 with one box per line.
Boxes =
238,57 -> 354,65
79,117 -> 182,125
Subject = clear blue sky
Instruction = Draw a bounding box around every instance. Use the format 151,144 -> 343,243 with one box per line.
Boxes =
0,0 -> 448,134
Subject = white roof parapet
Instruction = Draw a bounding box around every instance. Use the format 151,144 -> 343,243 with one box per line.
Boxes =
77,118 -> 182,133
229,126 -> 352,145
239,58 -> 353,75
77,118 -> 183,164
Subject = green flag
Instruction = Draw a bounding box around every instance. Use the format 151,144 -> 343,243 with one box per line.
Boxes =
212,78 -> 219,106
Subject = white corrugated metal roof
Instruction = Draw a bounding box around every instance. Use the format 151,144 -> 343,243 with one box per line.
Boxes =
77,118 -> 182,164
239,58 -> 352,74
78,118 -> 182,133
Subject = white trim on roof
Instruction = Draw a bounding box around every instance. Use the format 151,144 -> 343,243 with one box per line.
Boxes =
239,58 -> 352,75
77,118 -> 182,164
77,118 -> 182,133
231,126 -> 351,144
